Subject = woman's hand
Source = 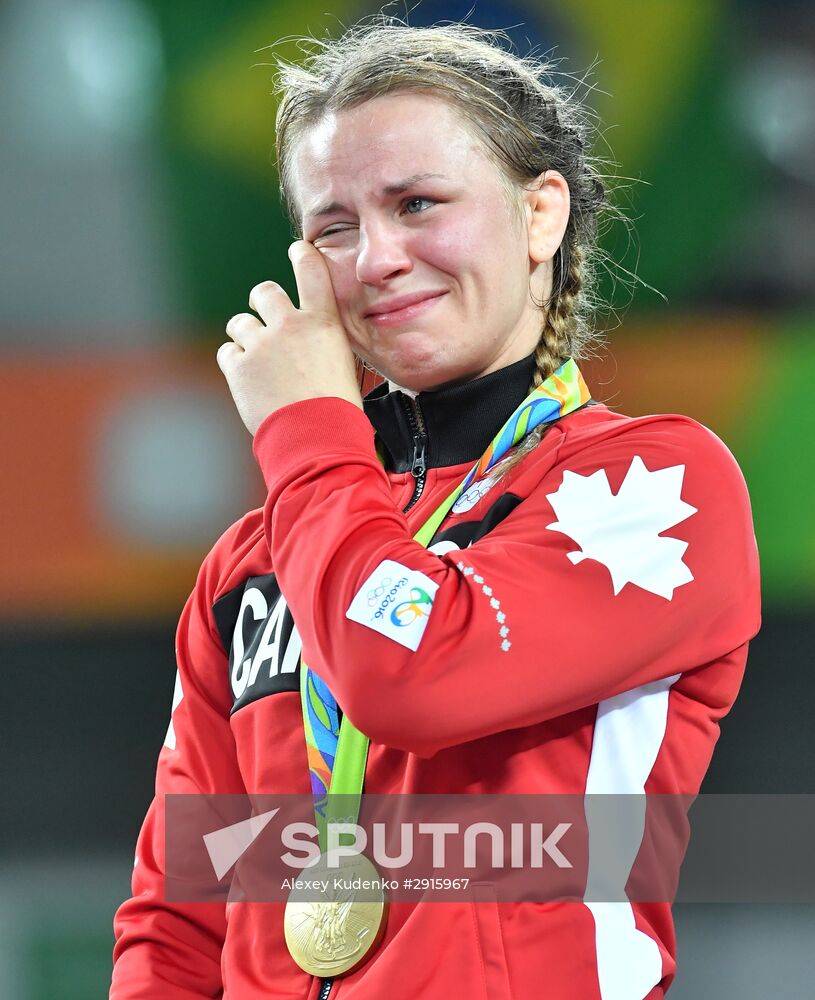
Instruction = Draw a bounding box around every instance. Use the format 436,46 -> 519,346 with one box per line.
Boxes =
218,240 -> 363,436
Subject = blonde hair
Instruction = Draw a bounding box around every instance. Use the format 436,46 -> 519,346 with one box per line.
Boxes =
270,14 -> 632,476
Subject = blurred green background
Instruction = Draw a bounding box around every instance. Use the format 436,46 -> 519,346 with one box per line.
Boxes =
1,0 -> 813,996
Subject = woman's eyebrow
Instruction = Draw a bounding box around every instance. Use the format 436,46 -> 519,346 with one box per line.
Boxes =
306,172 -> 450,219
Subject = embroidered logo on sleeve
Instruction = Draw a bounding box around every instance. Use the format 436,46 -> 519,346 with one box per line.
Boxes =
346,559 -> 439,651
545,455 -> 697,600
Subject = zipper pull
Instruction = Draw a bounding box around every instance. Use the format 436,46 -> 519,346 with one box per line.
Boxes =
410,433 -> 427,479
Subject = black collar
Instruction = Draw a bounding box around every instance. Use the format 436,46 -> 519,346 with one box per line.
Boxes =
362,353 -> 538,472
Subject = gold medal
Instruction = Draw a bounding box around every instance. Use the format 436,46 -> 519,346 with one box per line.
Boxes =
284,851 -> 388,977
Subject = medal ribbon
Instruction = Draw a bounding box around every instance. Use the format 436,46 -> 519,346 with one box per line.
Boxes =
299,357 -> 591,849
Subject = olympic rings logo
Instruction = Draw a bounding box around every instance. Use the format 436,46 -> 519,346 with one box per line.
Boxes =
366,577 -> 393,607
391,587 -> 434,627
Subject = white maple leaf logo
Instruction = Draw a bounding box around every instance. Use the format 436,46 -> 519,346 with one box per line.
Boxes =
545,455 -> 697,600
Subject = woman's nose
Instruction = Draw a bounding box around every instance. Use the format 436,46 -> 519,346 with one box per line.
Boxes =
355,221 -> 413,285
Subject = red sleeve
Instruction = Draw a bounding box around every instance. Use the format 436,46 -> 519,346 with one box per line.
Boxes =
111,528 -> 245,998
253,398 -> 761,759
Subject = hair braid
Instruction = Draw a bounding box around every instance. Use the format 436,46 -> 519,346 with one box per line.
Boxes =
490,245 -> 588,483
531,243 -> 584,389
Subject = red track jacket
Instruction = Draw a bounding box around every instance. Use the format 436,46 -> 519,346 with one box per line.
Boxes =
111,354 -> 761,999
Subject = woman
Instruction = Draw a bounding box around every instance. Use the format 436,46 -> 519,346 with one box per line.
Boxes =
111,18 -> 760,1000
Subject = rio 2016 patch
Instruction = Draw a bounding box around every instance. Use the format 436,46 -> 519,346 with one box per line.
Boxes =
346,559 -> 439,651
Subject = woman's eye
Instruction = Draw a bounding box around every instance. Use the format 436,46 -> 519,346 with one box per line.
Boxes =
404,197 -> 434,215
317,225 -> 350,238
315,198 -> 435,238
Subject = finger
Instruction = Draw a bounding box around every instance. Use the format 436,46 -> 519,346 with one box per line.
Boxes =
224,312 -> 261,348
248,280 -> 292,322
288,240 -> 340,317
216,340 -> 241,373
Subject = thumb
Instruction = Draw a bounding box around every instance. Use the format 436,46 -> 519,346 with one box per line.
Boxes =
288,240 -> 340,317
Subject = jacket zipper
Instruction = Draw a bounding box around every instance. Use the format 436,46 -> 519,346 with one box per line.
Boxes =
315,399 -> 427,1000
401,395 -> 428,514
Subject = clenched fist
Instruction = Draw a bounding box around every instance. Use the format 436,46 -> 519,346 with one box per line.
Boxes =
218,240 -> 363,435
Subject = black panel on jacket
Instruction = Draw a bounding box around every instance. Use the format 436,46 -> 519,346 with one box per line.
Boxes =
428,493 -> 524,550
213,574 -> 302,714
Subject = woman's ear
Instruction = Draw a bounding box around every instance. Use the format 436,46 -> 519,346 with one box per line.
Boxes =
525,171 -> 571,264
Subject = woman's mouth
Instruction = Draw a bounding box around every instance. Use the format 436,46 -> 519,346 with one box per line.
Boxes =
366,291 -> 448,326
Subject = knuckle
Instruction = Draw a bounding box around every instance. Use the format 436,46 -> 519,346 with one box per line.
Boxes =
249,281 -> 282,308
